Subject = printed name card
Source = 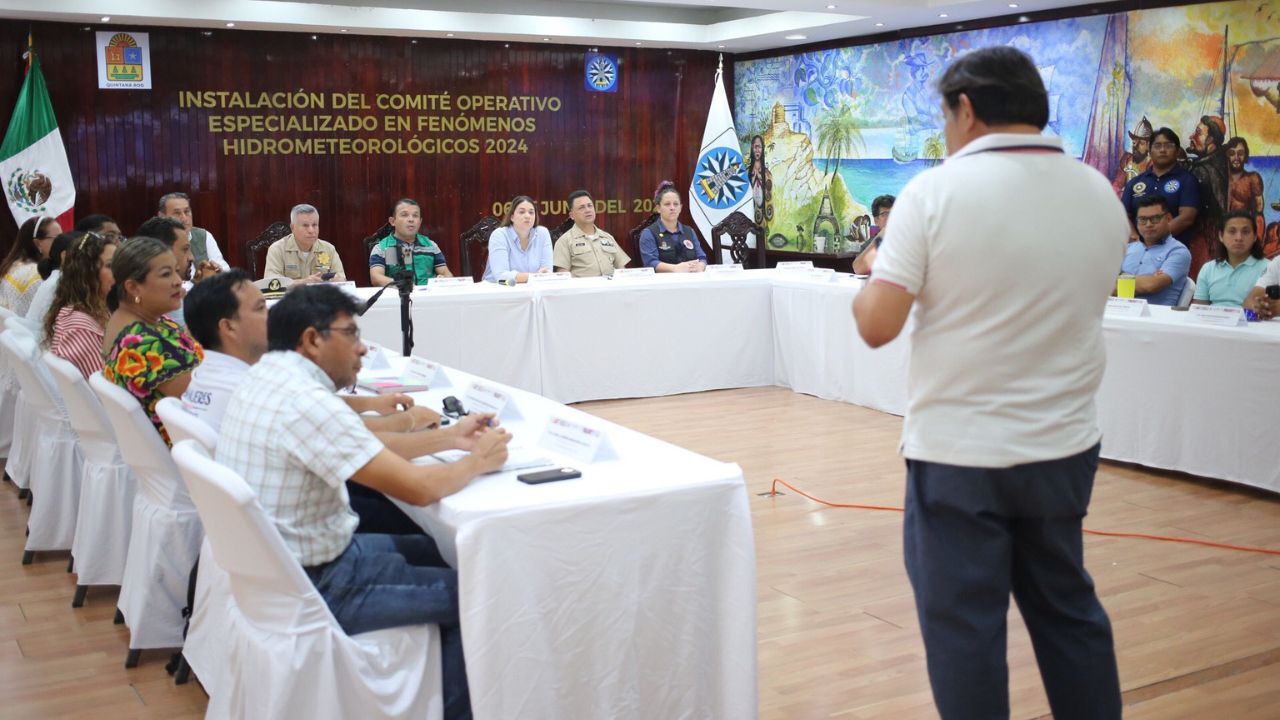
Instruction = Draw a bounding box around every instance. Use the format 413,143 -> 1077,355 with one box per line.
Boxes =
802,267 -> 836,282
612,267 -> 656,280
331,281 -> 357,289
705,263 -> 744,275
537,416 -> 613,464
776,261 -> 815,271
463,381 -> 518,419
528,272 -> 574,284
1104,297 -> 1150,318
426,276 -> 475,289
363,341 -> 394,372
402,356 -> 446,387
1187,304 -> 1247,327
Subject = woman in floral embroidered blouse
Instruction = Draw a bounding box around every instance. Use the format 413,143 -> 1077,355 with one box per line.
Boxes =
101,237 -> 202,445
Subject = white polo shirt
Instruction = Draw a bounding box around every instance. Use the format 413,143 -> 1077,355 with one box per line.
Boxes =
871,133 -> 1129,467
1255,257 -> 1280,289
180,349 -> 250,433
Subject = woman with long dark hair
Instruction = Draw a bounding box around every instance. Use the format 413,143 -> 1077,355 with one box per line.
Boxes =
0,215 -> 60,316
44,232 -> 116,378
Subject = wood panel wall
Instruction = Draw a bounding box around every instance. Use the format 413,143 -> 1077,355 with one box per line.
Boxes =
0,22 -> 721,283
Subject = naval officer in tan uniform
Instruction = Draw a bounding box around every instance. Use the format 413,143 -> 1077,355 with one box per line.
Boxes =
553,190 -> 630,277
264,204 -> 347,284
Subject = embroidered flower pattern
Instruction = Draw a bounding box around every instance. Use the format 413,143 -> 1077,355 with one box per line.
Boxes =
102,318 -> 202,446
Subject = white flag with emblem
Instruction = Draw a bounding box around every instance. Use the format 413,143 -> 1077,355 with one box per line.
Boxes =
1,48 -> 75,230
689,64 -> 752,262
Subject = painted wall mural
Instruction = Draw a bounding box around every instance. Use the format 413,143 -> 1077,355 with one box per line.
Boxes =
733,0 -> 1280,259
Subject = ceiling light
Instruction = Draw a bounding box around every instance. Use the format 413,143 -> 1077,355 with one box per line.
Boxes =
1008,3 -> 1019,6
311,34 -> 318,40
1018,15 -> 1029,22
785,34 -> 807,40
543,37 -> 550,41
341,29 -> 348,32
938,13 -> 948,18
717,44 -> 725,48
226,22 -> 235,27
826,3 -> 836,8
504,43 -> 510,48
202,31 -> 212,37
874,22 -> 884,27
635,42 -> 642,45
100,16 -> 110,22
446,33 -> 453,37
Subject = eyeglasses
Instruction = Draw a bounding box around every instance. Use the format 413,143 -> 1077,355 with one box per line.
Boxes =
1135,214 -> 1168,225
1150,142 -> 1177,150
319,324 -> 361,340
99,230 -> 124,242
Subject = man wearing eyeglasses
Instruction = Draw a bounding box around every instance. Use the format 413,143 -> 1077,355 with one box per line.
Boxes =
1120,127 -> 1200,246
74,214 -> 124,243
852,194 -> 894,275
218,284 -> 510,720
1120,195 -> 1191,306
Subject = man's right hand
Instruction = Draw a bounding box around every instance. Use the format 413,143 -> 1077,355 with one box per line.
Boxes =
466,429 -> 511,475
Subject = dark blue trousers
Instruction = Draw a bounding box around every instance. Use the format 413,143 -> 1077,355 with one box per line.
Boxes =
903,443 -> 1121,720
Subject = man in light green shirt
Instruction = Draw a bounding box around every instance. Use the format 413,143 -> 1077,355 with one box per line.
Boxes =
1192,211 -> 1267,307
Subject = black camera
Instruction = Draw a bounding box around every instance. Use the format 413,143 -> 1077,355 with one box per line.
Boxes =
1266,285 -> 1280,300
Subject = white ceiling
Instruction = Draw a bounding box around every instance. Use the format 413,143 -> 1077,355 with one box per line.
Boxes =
0,0 -> 1103,53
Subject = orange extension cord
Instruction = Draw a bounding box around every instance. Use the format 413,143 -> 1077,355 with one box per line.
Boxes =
768,478 -> 1280,557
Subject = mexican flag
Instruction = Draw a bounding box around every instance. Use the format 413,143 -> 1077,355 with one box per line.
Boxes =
1,50 -> 75,231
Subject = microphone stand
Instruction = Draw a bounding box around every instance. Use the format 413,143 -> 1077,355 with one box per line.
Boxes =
357,268 -> 417,357
393,268 -> 415,357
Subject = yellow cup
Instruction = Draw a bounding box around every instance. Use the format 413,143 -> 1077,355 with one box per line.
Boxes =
1116,274 -> 1136,299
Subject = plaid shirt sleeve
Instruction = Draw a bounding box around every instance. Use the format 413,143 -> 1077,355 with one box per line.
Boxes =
282,386 -> 384,488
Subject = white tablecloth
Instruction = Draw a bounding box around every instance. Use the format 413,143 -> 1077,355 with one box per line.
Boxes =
771,275 -> 909,415
355,275 -> 1280,491
356,284 -> 542,393
534,275 -> 775,404
387,363 -> 758,720
1096,306 -> 1280,492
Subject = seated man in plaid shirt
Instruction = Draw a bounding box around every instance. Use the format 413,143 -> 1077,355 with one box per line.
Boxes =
217,284 -> 510,720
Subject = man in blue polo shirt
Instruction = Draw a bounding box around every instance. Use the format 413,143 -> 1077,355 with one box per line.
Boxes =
1120,127 -> 1200,245
1122,195 -> 1191,306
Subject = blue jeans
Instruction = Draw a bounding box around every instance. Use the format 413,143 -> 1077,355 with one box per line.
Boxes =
305,533 -> 471,720
903,443 -> 1120,720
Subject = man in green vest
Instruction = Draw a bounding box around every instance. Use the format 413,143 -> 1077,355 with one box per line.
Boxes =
158,191 -> 231,273
369,198 -> 454,287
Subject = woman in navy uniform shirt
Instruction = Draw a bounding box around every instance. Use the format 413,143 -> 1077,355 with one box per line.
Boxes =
638,181 -> 706,272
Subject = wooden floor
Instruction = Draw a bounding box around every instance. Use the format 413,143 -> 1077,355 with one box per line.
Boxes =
3,386 -> 1279,718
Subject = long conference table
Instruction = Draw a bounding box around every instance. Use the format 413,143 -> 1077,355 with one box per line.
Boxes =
374,358 -> 757,720
355,269 -> 1280,493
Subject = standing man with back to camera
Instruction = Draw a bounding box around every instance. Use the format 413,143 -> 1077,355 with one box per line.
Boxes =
853,46 -> 1125,719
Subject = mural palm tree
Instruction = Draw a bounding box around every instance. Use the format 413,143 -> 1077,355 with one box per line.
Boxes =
815,102 -> 866,177
922,132 -> 946,166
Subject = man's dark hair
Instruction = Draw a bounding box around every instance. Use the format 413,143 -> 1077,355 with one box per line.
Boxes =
567,190 -> 592,209
389,198 -> 420,217
1224,136 -> 1250,160
871,195 -> 896,217
74,214 -> 116,233
135,216 -> 185,247
1151,127 -> 1180,149
1215,211 -> 1264,262
935,46 -> 1048,130
184,269 -> 251,352
37,231 -> 80,279
268,283 -> 361,352
1134,195 -> 1171,215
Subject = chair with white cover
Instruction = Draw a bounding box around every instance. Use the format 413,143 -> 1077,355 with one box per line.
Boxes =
154,395 -> 223,686
1177,276 -> 1196,308
89,373 -> 203,668
155,397 -> 218,452
0,312 -> 37,497
0,319 -> 83,564
44,353 -> 137,608
171,440 -> 444,720
0,307 -> 19,478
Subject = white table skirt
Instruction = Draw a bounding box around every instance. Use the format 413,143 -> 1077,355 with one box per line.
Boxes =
535,275 -> 775,403
387,363 -> 758,720
354,274 -> 1280,492
1096,307 -> 1280,492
